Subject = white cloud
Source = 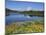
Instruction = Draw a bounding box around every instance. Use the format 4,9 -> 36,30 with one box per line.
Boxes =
7,7 -> 16,10
15,7 -> 32,11
7,7 -> 43,11
32,8 -> 44,11
26,7 -> 32,11
15,8 -> 24,11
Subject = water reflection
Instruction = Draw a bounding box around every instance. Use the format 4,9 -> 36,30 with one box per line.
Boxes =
5,13 -> 43,25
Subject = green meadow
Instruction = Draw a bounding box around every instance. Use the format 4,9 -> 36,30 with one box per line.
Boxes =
5,21 -> 44,35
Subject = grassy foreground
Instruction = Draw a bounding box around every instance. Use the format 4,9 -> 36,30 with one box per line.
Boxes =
5,21 -> 44,35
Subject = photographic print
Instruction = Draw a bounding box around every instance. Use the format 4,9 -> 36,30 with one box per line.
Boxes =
5,0 -> 44,35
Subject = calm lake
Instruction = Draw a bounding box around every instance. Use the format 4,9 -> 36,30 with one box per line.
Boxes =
5,13 -> 44,24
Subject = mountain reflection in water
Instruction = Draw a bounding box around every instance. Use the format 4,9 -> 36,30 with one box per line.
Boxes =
5,13 -> 43,25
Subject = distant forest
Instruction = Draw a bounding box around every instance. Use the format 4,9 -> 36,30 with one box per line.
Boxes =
5,8 -> 44,17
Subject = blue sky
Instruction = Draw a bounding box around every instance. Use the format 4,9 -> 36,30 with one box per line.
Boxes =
5,0 -> 44,11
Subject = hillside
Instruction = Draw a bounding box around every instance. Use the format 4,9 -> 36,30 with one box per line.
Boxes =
5,8 -> 44,16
